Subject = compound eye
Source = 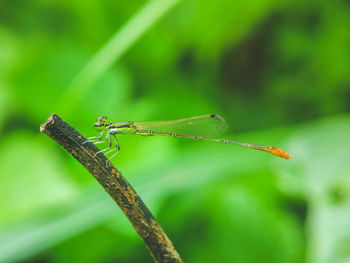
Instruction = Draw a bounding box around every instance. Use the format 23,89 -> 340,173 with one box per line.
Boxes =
94,116 -> 109,131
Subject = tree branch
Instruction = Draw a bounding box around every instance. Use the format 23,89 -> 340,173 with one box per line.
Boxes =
40,113 -> 183,263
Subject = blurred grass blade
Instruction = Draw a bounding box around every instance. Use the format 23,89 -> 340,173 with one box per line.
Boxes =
0,194 -> 114,263
55,0 -> 181,115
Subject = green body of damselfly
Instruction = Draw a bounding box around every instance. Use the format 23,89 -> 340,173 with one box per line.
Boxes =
86,114 -> 290,166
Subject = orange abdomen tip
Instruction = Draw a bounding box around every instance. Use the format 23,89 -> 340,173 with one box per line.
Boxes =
270,147 -> 291,160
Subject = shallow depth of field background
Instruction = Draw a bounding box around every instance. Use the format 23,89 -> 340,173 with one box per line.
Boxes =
1,0 -> 350,262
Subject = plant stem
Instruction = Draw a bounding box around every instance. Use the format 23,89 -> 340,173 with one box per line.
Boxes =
40,113 -> 183,263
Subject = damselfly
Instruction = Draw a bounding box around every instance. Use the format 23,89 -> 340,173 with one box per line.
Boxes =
85,114 -> 291,165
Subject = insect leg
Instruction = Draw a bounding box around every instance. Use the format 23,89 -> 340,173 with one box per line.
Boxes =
83,131 -> 106,144
94,131 -> 110,145
105,135 -> 120,167
94,146 -> 112,157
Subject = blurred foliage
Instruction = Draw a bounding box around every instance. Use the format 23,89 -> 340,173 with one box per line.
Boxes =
0,0 -> 350,262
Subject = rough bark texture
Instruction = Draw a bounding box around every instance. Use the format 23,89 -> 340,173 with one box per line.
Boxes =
40,113 -> 183,263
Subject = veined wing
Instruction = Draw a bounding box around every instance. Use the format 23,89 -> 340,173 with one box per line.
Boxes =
134,114 -> 228,137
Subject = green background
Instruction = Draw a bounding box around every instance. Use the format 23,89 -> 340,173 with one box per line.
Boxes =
1,0 -> 350,262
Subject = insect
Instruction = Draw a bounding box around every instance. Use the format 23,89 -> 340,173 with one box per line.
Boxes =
85,114 -> 291,166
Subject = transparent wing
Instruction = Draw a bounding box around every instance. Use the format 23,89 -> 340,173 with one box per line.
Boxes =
134,114 -> 228,137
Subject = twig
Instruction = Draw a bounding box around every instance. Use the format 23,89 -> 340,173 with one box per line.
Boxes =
40,114 -> 183,263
